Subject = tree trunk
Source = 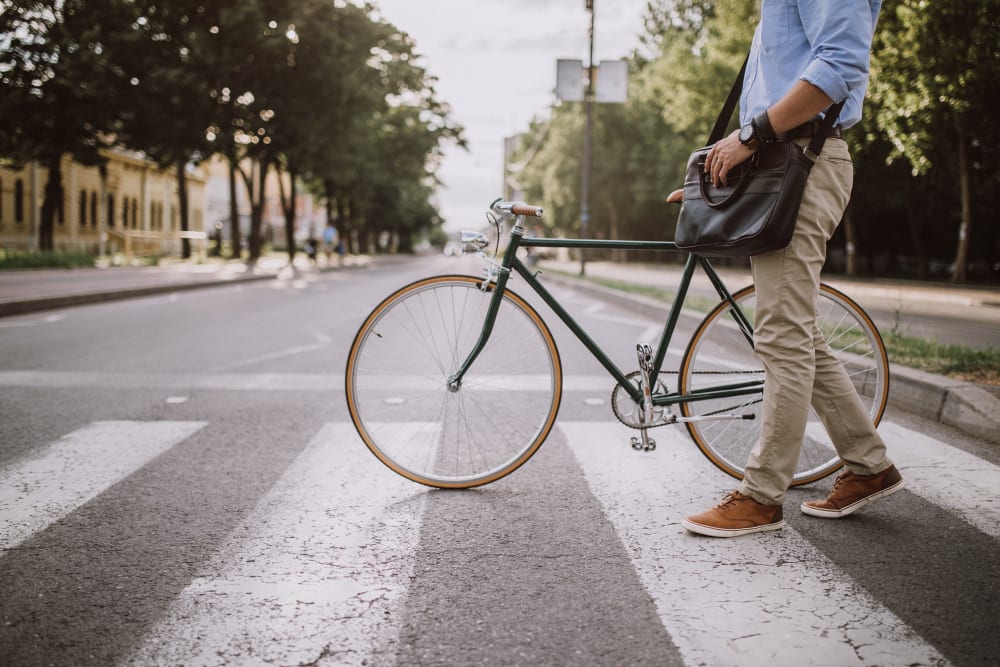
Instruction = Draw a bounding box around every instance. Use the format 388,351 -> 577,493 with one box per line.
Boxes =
277,168 -> 298,263
175,161 -> 191,259
239,157 -> 269,268
38,154 -> 62,252
951,117 -> 972,283
324,179 -> 335,226
337,197 -> 349,254
228,158 -> 241,260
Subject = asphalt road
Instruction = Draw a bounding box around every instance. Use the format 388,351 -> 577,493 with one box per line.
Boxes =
1,254 -> 997,666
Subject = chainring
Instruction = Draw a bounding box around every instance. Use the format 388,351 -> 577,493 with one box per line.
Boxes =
611,371 -> 674,429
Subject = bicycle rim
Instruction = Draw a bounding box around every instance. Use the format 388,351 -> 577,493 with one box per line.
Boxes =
679,284 -> 889,486
345,275 -> 562,488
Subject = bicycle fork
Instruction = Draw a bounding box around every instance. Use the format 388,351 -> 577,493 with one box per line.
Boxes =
631,344 -> 657,452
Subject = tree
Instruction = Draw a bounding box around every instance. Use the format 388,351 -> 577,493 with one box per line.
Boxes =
869,0 -> 1000,281
0,0 -> 131,250
108,1 -> 228,258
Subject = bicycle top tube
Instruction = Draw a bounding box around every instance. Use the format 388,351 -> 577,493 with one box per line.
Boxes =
489,199 -> 680,253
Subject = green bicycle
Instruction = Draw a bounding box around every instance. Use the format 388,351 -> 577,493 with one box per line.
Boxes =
345,199 -> 889,489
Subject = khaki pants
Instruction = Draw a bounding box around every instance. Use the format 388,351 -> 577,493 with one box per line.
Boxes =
739,138 -> 893,506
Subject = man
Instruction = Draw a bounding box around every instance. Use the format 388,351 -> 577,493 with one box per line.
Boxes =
670,0 -> 903,537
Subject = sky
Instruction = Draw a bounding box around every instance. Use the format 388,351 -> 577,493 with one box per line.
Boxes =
371,0 -> 652,231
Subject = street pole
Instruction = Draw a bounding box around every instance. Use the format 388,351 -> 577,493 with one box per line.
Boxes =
579,0 -> 595,277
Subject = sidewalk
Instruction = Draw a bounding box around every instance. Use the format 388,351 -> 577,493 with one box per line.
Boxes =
539,260 -> 1000,445
0,254 -> 369,318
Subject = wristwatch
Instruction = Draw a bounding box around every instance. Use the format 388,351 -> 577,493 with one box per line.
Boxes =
738,123 -> 759,148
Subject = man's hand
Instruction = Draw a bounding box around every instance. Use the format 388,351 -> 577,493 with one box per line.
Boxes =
705,129 -> 757,186
665,188 -> 684,204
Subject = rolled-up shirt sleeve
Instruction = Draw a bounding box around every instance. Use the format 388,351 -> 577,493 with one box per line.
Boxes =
797,1 -> 877,103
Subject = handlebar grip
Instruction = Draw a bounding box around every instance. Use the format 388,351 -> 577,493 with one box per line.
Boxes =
510,203 -> 544,217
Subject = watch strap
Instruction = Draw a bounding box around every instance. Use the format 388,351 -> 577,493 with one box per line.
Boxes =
752,111 -> 778,143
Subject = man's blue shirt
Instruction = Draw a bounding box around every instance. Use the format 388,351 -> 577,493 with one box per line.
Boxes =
741,0 -> 882,129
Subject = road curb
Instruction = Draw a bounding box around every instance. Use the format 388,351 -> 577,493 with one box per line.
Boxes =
0,272 -> 275,318
540,270 -> 1000,445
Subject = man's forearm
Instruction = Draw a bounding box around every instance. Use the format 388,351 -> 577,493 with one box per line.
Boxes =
764,80 -> 835,134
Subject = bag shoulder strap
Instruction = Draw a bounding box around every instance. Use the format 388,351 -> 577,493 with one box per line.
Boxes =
706,51 -> 845,161
707,55 -> 749,145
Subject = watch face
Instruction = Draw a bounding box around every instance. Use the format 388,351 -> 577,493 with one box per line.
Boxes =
739,124 -> 754,144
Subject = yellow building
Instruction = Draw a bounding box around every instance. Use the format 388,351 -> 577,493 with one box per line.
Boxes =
0,149 -> 206,258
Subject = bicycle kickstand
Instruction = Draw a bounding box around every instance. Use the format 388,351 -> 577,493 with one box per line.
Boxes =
630,344 -> 657,452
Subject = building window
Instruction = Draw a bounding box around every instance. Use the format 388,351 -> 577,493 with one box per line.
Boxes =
107,194 -> 115,227
121,196 -> 129,227
57,185 -> 64,225
90,191 -> 97,227
15,179 -> 25,224
132,199 -> 139,229
79,189 -> 87,226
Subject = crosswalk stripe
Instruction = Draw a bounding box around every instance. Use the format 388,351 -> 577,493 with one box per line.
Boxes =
878,420 -> 1000,538
0,370 -> 612,392
559,421 -> 948,667
0,420 -> 205,552
124,423 -> 425,667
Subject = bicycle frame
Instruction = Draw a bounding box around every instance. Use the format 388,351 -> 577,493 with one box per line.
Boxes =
447,214 -> 762,410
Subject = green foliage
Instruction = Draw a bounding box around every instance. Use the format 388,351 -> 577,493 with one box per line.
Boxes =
0,0 -> 465,255
509,0 -> 999,281
0,250 -> 96,270
883,331 -> 1000,385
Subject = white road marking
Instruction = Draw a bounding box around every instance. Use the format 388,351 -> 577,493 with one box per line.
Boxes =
208,341 -> 328,371
124,423 -> 426,667
0,421 -> 205,552
560,421 -> 947,667
0,370 -> 617,393
879,420 -> 1000,538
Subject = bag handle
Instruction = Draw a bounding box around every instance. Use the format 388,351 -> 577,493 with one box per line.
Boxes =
697,152 -> 756,209
705,51 -> 845,161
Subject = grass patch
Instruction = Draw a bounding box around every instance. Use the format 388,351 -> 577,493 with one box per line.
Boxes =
0,250 -> 95,270
883,331 -> 1000,385
545,268 -> 720,313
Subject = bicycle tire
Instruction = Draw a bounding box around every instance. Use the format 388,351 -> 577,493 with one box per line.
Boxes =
345,274 -> 562,489
678,283 -> 889,486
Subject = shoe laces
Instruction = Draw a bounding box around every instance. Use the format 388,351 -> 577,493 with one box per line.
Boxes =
831,471 -> 852,491
716,490 -> 746,510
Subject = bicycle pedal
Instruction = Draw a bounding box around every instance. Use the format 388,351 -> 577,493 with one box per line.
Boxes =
644,438 -> 656,452
630,436 -> 644,451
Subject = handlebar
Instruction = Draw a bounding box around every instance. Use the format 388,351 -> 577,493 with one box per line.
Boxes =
491,199 -> 544,218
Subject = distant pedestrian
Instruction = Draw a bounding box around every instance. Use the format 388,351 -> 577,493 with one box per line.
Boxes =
304,236 -> 318,264
670,0 -> 903,537
323,224 -> 339,265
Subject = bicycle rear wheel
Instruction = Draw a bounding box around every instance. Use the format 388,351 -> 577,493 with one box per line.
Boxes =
679,284 -> 889,486
345,275 -> 562,489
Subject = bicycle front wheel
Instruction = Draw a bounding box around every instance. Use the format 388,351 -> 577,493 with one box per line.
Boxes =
679,283 -> 889,486
345,275 -> 562,489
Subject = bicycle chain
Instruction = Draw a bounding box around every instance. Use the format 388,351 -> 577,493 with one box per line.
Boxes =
611,369 -> 765,430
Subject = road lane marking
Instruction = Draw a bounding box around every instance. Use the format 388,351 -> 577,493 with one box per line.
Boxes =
124,423 -> 425,667
0,370 -> 615,392
879,420 -> 1000,538
0,420 -> 206,552
560,421 -> 947,667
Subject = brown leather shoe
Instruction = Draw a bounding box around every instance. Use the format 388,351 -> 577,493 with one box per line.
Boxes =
681,491 -> 784,537
801,465 -> 904,518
